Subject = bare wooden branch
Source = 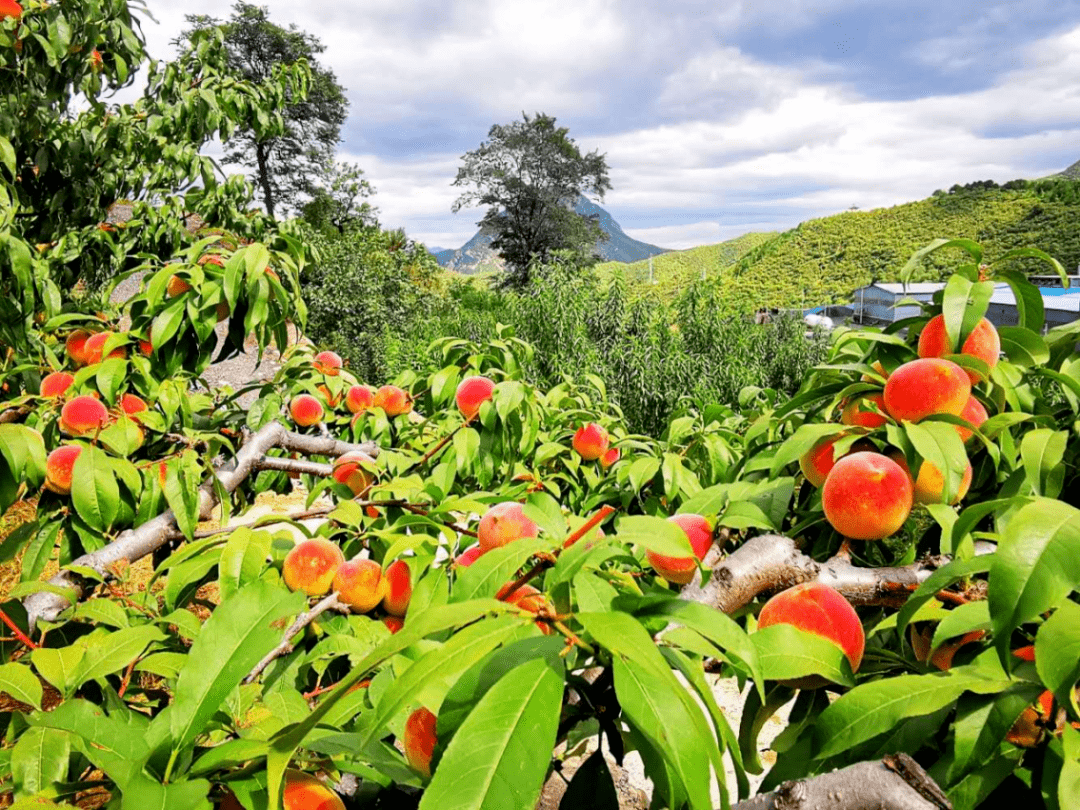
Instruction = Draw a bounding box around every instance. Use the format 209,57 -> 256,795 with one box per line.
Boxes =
731,753 -> 950,810
244,592 -> 347,684
254,455 -> 333,477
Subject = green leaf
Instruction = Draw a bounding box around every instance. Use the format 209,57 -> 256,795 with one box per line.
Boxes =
218,528 -> 272,601
573,571 -> 619,612
896,556 -> 993,644
417,656 -> 564,810
994,269 -> 1044,332
615,515 -> 694,558
752,624 -> 855,687
998,326 -> 1049,367
1020,429 -> 1067,498
119,775 -> 212,810
75,626 -> 165,687
11,727 -> 70,800
947,683 -> 1045,786
451,538 -> 548,602
901,239 -> 983,282
941,275 -> 994,351
32,699 -> 149,789
989,499 -> 1080,667
71,445 -> 120,532
31,644 -> 85,698
904,420 -> 969,506
170,581 -> 305,751
1060,725 -> 1080,810
1036,600 -> 1080,707
0,662 -> 43,711
163,463 -> 201,541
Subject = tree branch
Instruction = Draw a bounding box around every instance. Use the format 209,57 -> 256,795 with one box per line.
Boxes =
244,591 -> 346,684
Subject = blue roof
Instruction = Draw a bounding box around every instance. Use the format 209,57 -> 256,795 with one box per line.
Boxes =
1036,286 -> 1078,297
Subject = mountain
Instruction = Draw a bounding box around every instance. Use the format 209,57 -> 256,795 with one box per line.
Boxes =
432,197 -> 668,274
1052,158 -> 1080,180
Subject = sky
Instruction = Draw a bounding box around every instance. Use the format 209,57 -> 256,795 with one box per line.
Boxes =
138,0 -> 1080,251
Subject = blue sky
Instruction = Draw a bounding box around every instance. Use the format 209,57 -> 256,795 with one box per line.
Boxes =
142,0 -> 1080,250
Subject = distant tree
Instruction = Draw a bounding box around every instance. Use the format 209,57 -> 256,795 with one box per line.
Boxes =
178,2 -> 349,218
301,161 -> 378,234
452,112 -> 612,288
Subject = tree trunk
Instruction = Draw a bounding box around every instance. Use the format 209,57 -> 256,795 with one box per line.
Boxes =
256,140 -> 276,218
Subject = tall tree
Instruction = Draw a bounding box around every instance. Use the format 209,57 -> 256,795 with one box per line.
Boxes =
178,3 -> 348,218
301,160 -> 378,234
452,112 -> 612,287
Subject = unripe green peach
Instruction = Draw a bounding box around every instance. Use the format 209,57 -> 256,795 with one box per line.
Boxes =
282,538 -> 345,597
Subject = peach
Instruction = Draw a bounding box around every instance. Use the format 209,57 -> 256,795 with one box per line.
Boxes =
496,582 -> 553,634
600,447 -> 620,469
956,396 -> 988,443
455,545 -> 485,567
757,582 -> 864,688
282,538 -> 344,597
883,359 -> 971,423
289,394 -> 324,427
66,330 -> 92,366
333,559 -> 386,613
909,624 -> 985,671
455,376 -> 495,420
860,359 -> 889,382
331,451 -> 375,496
382,560 -> 412,617
45,445 -> 82,495
282,769 -> 345,810
1006,646 -> 1053,748
84,332 -> 126,364
821,452 -> 913,540
646,514 -> 713,585
198,253 -> 224,267
138,339 -> 153,357
888,450 -> 972,506
799,434 -> 874,489
404,707 -> 437,778
345,384 -> 374,414
316,384 -> 341,408
383,616 -> 404,634
373,385 -> 411,417
573,423 -> 609,461
918,314 -> 1000,384
840,393 -> 890,429
0,0 -> 22,20
477,502 -> 539,552
166,275 -> 192,297
60,395 -> 109,436
119,393 -> 148,420
313,351 -> 343,376
40,372 -> 74,399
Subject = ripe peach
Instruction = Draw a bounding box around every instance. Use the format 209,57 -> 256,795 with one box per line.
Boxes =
404,707 -> 437,778
119,393 -> 148,421
1006,646 -> 1053,748
799,435 -> 875,489
282,769 -> 345,810
383,616 -> 404,634
883,359 -> 971,423
573,423 -> 609,461
888,450 -> 972,506
646,514 -> 713,585
289,394 -> 324,427
496,582 -> 553,634
166,275 -> 192,297
373,385 -> 411,416
757,581 -> 865,687
821,452 -> 913,540
956,396 -> 988,443
89,49 -> 103,72
455,545 -> 485,567
313,351 -> 343,376
345,384 -> 374,414
282,538 -> 345,597
382,560 -> 412,617
0,0 -> 22,20
84,331 -> 126,364
918,315 -> 1000,384
66,330 -> 92,366
477,502 -> 539,552
40,371 -> 74,399
332,451 -> 375,496
333,559 -> 386,613
198,253 -> 224,267
455,376 -> 495,420
909,624 -> 985,671
316,384 -> 341,408
60,395 -> 109,436
45,445 -> 82,495
840,392 -> 890,429
138,339 -> 153,357
600,447 -> 620,469
860,360 -> 889,382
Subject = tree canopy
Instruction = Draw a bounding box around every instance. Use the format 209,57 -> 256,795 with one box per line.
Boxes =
452,112 -> 612,287
178,2 -> 349,219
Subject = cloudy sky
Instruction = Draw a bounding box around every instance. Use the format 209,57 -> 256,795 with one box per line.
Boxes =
139,0 -> 1080,251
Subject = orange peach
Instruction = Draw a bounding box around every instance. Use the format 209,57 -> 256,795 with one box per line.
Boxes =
860,359 -> 889,382
455,545 -> 485,567
883,358 -> 971,424
66,330 -> 93,366
197,253 -> 225,267
573,423 -> 610,461
40,371 -> 74,399
45,445 -> 82,495
918,314 -> 1000,384
821,452 -> 913,540
757,582 -> 864,688
799,435 -> 875,489
166,275 -> 192,297
373,385 -> 411,416
84,331 -> 126,364
888,450 -> 972,506
282,769 -> 345,810
313,351 -> 343,376
282,538 -> 345,597
383,616 -> 404,633
382,559 -> 412,617
316,384 -> 341,408
119,393 -> 148,420
1006,646 -> 1053,747
60,395 -> 109,436
333,559 -> 386,613
345,384 -> 374,414
216,300 -> 230,323
956,396 -> 988,443
0,0 -> 22,20
840,392 -> 890,429
138,339 -> 153,357
909,624 -> 986,671
646,514 -> 713,585
455,376 -> 495,420
496,582 -> 553,634
332,451 -> 375,496
289,394 -> 324,427
477,502 -> 539,552
599,447 -> 620,469
404,707 -> 438,778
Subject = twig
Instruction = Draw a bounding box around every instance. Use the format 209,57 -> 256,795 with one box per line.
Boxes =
117,656 -> 140,698
562,505 -> 616,549
406,414 -> 475,473
0,605 -> 37,649
243,592 -> 347,684
499,556 -> 555,602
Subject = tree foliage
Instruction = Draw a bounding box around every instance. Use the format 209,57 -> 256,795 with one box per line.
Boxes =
178,2 -> 349,219
299,161 -> 378,235
452,112 -> 612,287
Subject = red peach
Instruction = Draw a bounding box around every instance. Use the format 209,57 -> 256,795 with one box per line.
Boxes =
956,396 -> 989,443
455,545 -> 485,567
0,0 -> 22,20
166,275 -> 192,297
40,372 -> 74,399
1006,647 -> 1053,747
89,49 -> 103,72
455,375 -> 495,420
821,452 -> 913,540
840,392 -> 890,429
289,394 -> 324,427
332,451 -> 375,496
373,385 -> 411,417
496,582 -> 553,635
477,502 -> 539,552
282,769 -> 345,810
60,395 -> 109,436
918,314 -> 1001,384
313,351 -> 343,376
573,423 -> 610,461
382,559 -> 412,617
600,447 -> 620,469
84,331 -> 126,364
333,559 -> 386,613
860,360 -> 889,382
345,384 -> 375,414
119,393 -> 148,420
757,582 -> 865,688
383,616 -> 404,634
646,514 -> 713,585
888,450 -> 972,506
282,538 -> 344,597
404,707 -> 437,778
138,339 -> 153,357
799,435 -> 875,489
883,359 -> 971,423
66,330 -> 92,366
45,445 -> 82,495
198,253 -> 224,267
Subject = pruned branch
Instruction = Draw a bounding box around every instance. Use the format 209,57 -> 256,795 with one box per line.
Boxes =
244,591 -> 347,684
731,753 -> 950,810
22,421 -> 377,631
254,455 -> 333,477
